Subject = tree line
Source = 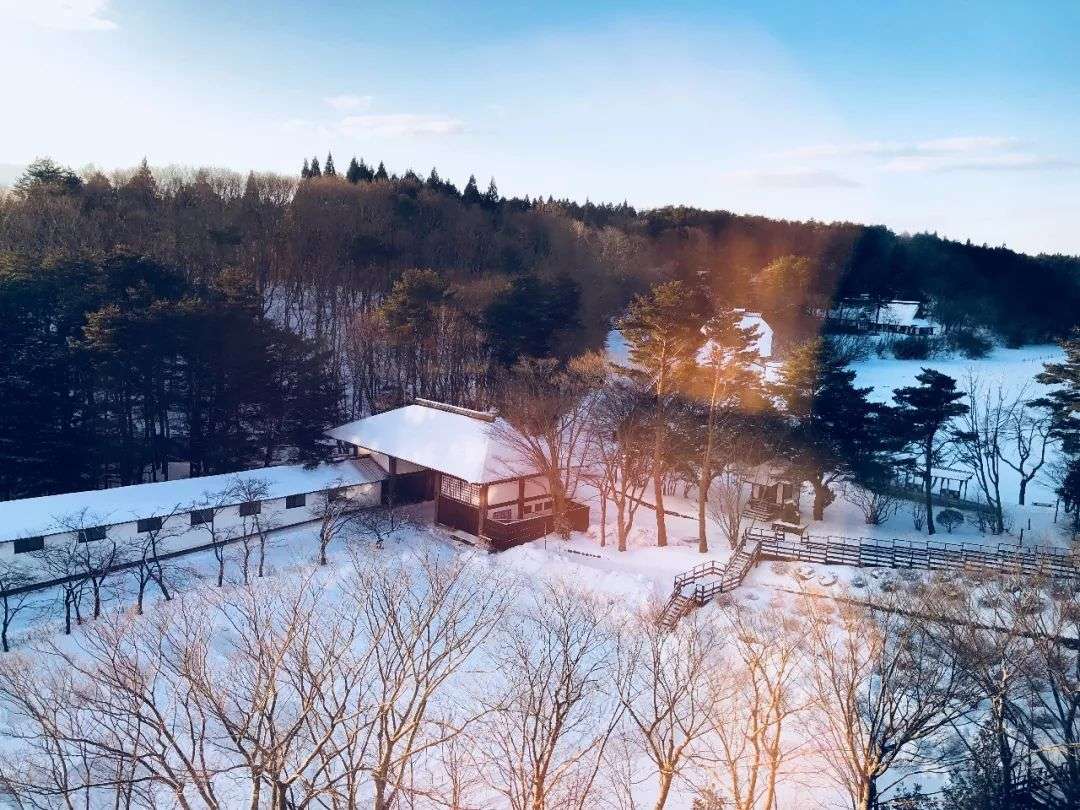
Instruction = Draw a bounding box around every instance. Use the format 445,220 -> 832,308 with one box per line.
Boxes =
497,278 -> 1077,551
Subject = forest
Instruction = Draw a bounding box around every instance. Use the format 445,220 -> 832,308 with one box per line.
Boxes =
1,155 -> 1079,500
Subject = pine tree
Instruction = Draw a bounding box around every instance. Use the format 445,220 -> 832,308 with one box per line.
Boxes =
462,174 -> 481,205
775,339 -> 890,521
324,152 -> 336,176
892,368 -> 969,534
617,281 -> 705,547
694,307 -> 768,550
373,161 -> 388,181
345,157 -> 361,183
483,177 -> 500,208
309,155 -> 321,177
1036,335 -> 1080,539
301,158 -> 310,179
359,159 -> 374,182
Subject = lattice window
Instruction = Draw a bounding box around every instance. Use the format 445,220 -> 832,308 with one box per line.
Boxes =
440,475 -> 479,505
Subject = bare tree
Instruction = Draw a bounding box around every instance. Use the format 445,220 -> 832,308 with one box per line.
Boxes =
846,481 -> 901,526
0,561 -> 34,652
497,355 -> 604,538
314,483 -> 360,565
707,467 -> 753,549
800,588 -> 978,810
230,479 -> 277,582
481,581 -> 619,810
954,375 -> 1008,534
614,609 -> 722,810
705,606 -> 808,810
32,536 -> 87,635
127,502 -> 187,614
351,503 -> 411,549
191,484 -> 241,586
346,549 -> 514,810
589,372 -> 653,552
1001,394 -> 1054,505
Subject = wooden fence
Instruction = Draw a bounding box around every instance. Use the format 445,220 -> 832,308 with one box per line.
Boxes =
748,528 -> 1080,580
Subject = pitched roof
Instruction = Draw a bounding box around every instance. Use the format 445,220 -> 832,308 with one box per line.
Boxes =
0,459 -> 385,542
326,404 -> 533,484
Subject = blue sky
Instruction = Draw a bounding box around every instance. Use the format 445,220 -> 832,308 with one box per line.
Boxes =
2,0 -> 1078,255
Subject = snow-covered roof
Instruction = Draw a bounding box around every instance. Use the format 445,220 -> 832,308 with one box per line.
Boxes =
326,404 -> 533,484
829,298 -> 932,329
0,459 -> 385,542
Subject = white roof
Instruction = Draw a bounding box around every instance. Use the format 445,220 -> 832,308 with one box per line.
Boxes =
831,299 -> 931,329
0,459 -> 385,542
327,404 -> 532,484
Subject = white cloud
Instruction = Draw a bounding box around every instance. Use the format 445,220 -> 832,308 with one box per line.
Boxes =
337,114 -> 464,138
0,0 -> 117,31
884,153 -> 1077,174
781,135 -> 1023,160
323,94 -> 374,112
733,168 -> 861,189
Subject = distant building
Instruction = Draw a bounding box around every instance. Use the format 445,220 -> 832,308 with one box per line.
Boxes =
826,297 -> 937,336
0,460 -> 385,570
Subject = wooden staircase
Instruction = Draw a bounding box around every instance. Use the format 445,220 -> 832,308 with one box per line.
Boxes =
658,536 -> 762,630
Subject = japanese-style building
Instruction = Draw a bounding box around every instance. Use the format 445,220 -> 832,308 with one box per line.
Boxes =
326,399 -> 589,550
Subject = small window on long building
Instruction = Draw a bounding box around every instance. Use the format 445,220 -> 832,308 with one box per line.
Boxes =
137,517 -> 163,533
239,501 -> 261,517
285,494 -> 306,509
190,508 -> 214,526
14,536 -> 44,554
77,526 -> 107,542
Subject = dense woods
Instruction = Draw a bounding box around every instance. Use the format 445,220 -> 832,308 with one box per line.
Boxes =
1,155 -> 1079,499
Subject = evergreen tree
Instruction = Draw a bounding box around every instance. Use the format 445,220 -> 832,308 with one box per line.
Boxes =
617,281 -> 706,546
324,152 -> 336,176
693,307 -> 769,549
301,158 -> 310,179
462,174 -> 481,205
1036,335 -> 1080,539
345,157 -> 361,183
483,177 -> 500,209
309,155 -> 321,177
892,369 -> 969,534
775,339 -> 890,521
359,159 -> 375,181
482,274 -> 580,367
373,161 -> 388,181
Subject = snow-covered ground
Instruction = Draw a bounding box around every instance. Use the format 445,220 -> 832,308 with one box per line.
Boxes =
0,343 -> 1070,809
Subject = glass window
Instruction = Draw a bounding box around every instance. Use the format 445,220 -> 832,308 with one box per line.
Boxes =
137,517 -> 163,533
239,501 -> 261,517
285,494 -> 306,509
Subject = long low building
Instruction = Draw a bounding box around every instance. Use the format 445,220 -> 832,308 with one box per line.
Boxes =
0,459 -> 385,565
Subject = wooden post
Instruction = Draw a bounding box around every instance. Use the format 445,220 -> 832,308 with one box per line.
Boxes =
518,478 -> 526,520
434,472 -> 442,525
478,483 -> 488,538
387,456 -> 398,507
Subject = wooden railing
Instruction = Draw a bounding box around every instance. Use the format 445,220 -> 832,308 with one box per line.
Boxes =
671,536 -> 761,606
748,528 -> 1080,580
483,501 -> 590,551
